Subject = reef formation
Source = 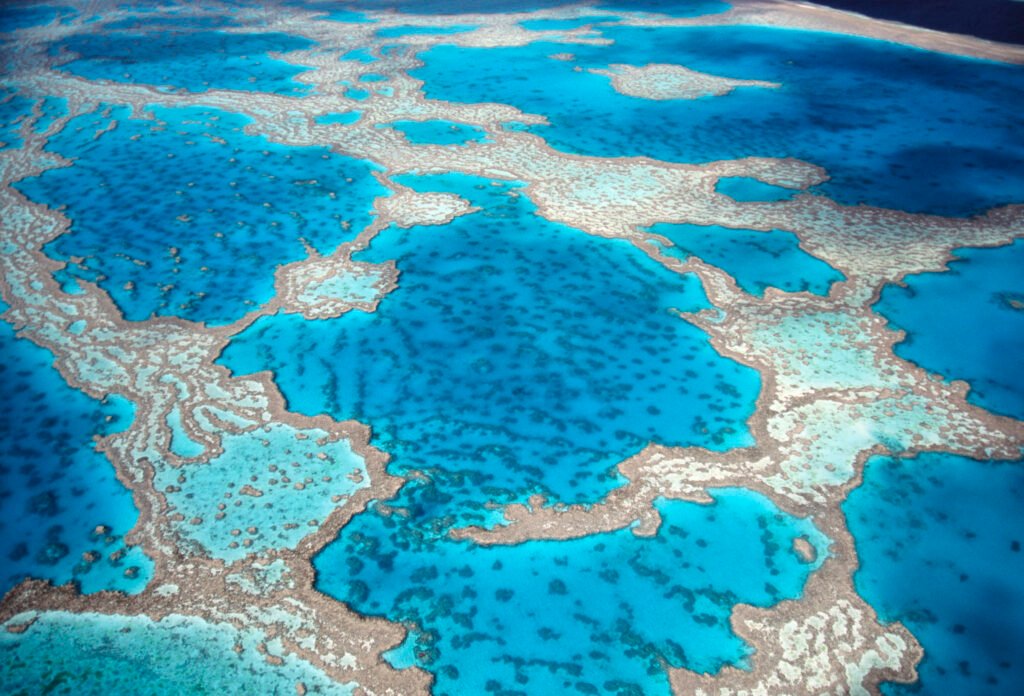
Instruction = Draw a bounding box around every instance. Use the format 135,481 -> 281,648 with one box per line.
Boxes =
0,1 -> 1022,694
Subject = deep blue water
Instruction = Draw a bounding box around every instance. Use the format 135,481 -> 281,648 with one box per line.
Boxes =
55,30 -> 314,94
0,89 -> 34,151
411,25 -> 1024,216
0,4 -> 73,32
221,173 -> 760,511
875,240 -> 1024,421
846,453 -> 1024,695
316,488 -> 824,695
648,223 -> 844,297
103,14 -> 240,31
814,0 -> 1024,45
0,312 -> 151,596
15,104 -> 386,325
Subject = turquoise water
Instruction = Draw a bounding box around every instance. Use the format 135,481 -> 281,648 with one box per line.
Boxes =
55,30 -> 314,94
316,489 -> 824,695
0,317 -> 151,596
221,173 -> 760,511
316,111 -> 363,125
875,240 -> 1024,420
649,223 -> 844,296
154,421 -> 371,563
412,25 -> 1024,216
323,9 -> 374,24
387,119 -> 488,145
716,176 -> 799,202
15,104 -> 386,325
342,84 -> 371,100
377,25 -> 478,38
341,47 -> 377,62
846,453 -> 1024,695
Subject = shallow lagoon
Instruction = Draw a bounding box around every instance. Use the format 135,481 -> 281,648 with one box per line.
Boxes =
16,104 -> 386,325
221,173 -> 761,510
648,222 -> 844,297
222,172 -> 795,691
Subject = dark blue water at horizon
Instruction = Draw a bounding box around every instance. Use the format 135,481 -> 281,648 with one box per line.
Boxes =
813,0 -> 1024,45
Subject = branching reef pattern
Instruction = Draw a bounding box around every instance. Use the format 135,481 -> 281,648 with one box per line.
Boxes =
1,1 -> 1022,694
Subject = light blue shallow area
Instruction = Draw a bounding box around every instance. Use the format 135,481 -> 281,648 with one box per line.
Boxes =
317,489 -> 824,695
15,104 -> 386,325
0,611 -> 355,695
221,173 -> 761,512
387,119 -> 488,145
377,24 -> 478,38
324,9 -> 375,24
315,111 -> 362,125
412,25 -> 1024,216
716,176 -> 798,202
54,29 -> 314,94
342,46 -> 377,62
846,453 -> 1024,695
0,316 -> 152,596
875,240 -> 1024,420
649,223 -> 845,297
